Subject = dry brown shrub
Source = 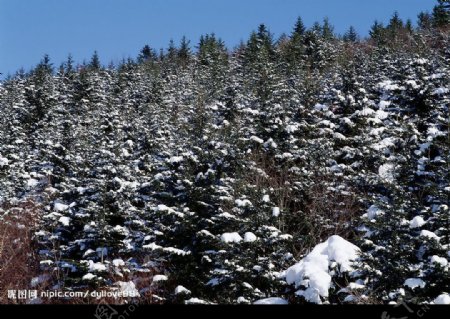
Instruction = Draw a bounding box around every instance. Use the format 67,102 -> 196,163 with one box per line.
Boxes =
0,199 -> 42,304
243,149 -> 362,256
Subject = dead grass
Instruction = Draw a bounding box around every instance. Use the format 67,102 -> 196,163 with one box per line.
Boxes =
0,199 -> 42,304
243,149 -> 361,256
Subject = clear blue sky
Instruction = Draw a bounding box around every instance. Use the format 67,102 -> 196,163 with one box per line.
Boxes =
0,0 -> 436,78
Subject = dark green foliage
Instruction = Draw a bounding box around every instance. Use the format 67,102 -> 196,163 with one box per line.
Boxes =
321,17 -> 335,40
65,54 -> 75,74
343,26 -> 358,43
293,17 -> 306,37
433,0 -> 450,28
178,36 -> 191,66
369,20 -> 386,46
418,12 -> 433,30
33,54 -> 53,78
89,50 -> 101,71
138,44 -> 157,63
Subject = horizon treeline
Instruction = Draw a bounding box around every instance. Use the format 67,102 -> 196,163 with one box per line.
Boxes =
5,0 -> 450,79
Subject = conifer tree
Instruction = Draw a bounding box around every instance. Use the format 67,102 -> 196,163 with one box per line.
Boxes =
418,12 -> 433,30
89,50 -> 101,71
138,44 -> 157,63
178,36 -> 191,67
321,17 -> 335,40
65,54 -> 75,74
432,0 -> 450,28
293,16 -> 306,37
343,26 -> 358,43
286,17 -> 306,67
369,20 -> 386,46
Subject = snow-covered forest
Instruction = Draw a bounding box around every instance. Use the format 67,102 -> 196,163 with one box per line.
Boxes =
0,2 -> 449,305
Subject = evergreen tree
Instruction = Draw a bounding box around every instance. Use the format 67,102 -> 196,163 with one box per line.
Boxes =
64,54 -> 75,74
343,26 -> 358,43
167,39 -> 178,61
138,44 -> 157,63
293,16 -> 306,37
285,17 -> 307,67
322,17 -> 335,40
388,11 -> 404,31
418,12 -> 433,30
89,50 -> 101,70
432,0 -> 450,28
178,36 -> 191,66
405,19 -> 413,34
34,54 -> 53,77
387,11 -> 405,45
369,20 -> 386,46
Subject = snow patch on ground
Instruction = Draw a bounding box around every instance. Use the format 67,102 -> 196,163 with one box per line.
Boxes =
285,235 -> 360,304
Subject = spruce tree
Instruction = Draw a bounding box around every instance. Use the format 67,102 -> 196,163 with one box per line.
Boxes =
432,0 -> 450,28
138,44 -> 157,63
369,20 -> 386,46
343,26 -> 358,43
322,17 -> 335,40
178,36 -> 191,67
89,50 -> 101,71
418,12 -> 433,30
